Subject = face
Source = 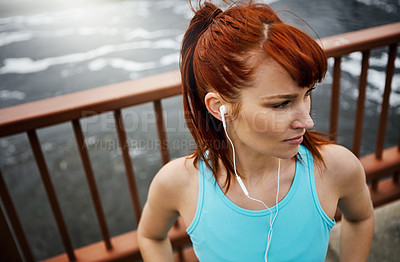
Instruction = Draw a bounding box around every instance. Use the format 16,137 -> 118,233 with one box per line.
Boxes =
227,58 -> 315,160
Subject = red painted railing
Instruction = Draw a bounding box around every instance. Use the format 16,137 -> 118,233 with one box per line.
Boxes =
0,22 -> 399,262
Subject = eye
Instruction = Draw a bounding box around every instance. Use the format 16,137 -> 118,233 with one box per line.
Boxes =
272,100 -> 291,109
305,87 -> 315,97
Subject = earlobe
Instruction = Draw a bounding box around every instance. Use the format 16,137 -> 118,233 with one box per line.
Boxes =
204,92 -> 225,121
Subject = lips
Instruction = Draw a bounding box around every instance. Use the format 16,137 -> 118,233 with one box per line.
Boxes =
283,135 -> 304,145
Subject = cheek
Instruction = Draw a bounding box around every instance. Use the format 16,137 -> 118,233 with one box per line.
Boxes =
246,110 -> 290,133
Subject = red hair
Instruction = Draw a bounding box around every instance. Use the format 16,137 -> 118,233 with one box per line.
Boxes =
180,1 -> 332,190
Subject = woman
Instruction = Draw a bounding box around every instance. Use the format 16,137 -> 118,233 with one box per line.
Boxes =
138,1 -> 374,261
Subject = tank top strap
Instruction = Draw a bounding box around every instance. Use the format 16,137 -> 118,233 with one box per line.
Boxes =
299,145 -> 336,227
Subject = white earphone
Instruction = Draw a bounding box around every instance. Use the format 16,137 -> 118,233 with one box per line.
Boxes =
219,104 -> 280,262
219,105 -> 227,128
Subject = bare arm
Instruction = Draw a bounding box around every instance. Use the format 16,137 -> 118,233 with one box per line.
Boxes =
335,147 -> 374,261
137,160 -> 183,261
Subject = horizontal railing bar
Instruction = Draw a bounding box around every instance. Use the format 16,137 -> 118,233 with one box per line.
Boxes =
369,176 -> 400,207
352,50 -> 370,158
154,100 -> 170,165
27,130 -> 76,261
375,43 -> 397,160
43,217 -> 191,262
321,22 -> 400,57
361,146 -> 400,182
72,119 -> 112,250
0,169 -> 34,262
114,109 -> 142,224
0,71 -> 182,138
1,22 -> 399,138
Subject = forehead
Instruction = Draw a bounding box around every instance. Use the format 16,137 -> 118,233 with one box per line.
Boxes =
243,59 -> 300,99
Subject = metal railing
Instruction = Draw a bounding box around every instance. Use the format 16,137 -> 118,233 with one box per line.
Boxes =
0,22 -> 399,262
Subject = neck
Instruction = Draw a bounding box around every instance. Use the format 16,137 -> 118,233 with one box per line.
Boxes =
234,144 -> 280,183
223,130 -> 281,185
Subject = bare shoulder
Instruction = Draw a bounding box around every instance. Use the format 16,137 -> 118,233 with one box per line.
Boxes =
138,156 -> 198,241
154,155 -> 197,187
318,144 -> 366,195
319,144 -> 362,172
148,155 -> 198,210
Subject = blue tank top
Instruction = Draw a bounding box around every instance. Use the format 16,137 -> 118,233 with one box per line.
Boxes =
186,145 -> 335,261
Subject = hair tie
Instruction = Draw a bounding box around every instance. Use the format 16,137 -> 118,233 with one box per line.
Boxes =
209,8 -> 223,23
212,8 -> 223,18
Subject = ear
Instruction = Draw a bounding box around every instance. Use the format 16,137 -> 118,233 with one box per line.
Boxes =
204,92 -> 225,121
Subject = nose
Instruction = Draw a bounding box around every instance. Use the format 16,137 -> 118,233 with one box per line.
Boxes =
291,104 -> 314,130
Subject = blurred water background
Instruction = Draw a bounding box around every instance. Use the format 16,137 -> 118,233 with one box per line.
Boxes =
0,0 -> 399,260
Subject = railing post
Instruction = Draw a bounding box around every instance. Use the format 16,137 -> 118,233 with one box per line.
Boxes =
72,119 -> 112,250
0,204 -> 22,262
330,56 -> 342,141
153,100 -> 170,165
27,130 -> 76,261
352,50 -> 370,157
375,44 -> 397,160
114,110 -> 142,224
0,169 -> 33,262
371,179 -> 379,192
398,129 -> 400,152
394,171 -> 399,185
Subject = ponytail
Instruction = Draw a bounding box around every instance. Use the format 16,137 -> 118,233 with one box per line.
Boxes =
180,2 -> 233,188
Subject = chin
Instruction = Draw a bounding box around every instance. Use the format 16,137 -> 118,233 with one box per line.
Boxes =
276,144 -> 300,159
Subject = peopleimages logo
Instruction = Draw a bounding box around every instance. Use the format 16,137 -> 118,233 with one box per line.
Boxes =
79,108 -> 318,150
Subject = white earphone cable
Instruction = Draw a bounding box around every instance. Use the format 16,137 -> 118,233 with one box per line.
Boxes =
222,114 -> 280,262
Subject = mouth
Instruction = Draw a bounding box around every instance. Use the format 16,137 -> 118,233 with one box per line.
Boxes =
283,135 -> 304,145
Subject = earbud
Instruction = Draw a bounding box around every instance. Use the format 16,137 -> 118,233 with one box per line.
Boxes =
219,105 -> 227,128
219,105 -> 226,114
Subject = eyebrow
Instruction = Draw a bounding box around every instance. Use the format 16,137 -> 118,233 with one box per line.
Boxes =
261,93 -> 298,100
261,87 -> 315,100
